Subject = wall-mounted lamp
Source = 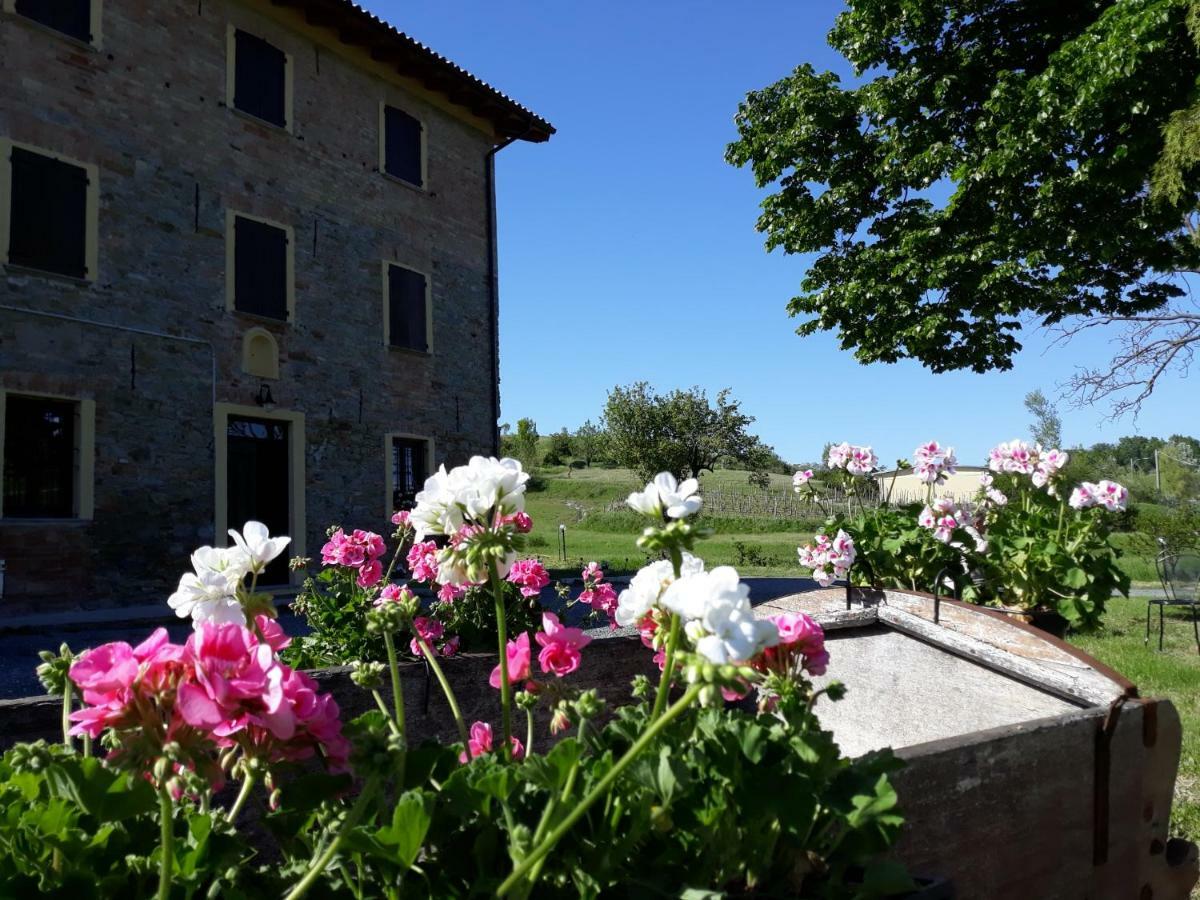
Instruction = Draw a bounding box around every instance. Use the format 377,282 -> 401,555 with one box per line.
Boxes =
255,383 -> 276,410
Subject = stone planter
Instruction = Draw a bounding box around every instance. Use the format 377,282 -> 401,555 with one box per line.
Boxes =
991,603 -> 1071,638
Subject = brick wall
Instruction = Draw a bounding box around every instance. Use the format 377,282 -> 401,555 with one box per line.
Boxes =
0,0 -> 504,613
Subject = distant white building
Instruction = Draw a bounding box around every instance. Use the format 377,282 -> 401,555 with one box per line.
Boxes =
873,465 -> 989,504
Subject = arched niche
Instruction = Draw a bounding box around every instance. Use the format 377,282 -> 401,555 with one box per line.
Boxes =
241,327 -> 279,380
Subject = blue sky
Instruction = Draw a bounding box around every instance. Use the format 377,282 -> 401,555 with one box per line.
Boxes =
369,1 -> 1195,466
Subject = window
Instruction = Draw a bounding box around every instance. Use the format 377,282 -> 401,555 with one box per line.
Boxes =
2,395 -> 77,517
390,436 -> 429,511
381,105 -> 423,187
4,145 -> 92,279
228,213 -> 292,321
231,28 -> 288,128
13,0 -> 94,44
385,264 -> 429,352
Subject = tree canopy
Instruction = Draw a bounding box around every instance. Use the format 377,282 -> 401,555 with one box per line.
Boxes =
602,383 -> 762,481
727,0 -> 1200,413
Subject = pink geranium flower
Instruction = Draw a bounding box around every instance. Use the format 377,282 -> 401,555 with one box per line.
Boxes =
507,558 -> 550,598
534,612 -> 591,677
490,631 -> 532,688
459,721 -> 525,763
406,540 -> 440,583
761,612 -> 829,676
409,617 -> 445,656
391,510 -> 410,527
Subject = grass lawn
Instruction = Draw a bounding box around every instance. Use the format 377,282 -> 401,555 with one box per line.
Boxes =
1069,596 -> 1199,860
521,466 -> 816,577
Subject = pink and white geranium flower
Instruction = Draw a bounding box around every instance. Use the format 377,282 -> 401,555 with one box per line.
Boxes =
827,443 -> 876,476
912,440 -> 958,485
797,530 -> 856,587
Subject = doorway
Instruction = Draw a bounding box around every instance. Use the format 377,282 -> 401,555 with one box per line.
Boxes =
226,414 -> 291,585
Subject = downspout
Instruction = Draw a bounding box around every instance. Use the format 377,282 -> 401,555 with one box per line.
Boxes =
484,126 -> 533,457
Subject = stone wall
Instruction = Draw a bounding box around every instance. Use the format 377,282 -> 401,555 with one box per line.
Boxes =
0,0 -> 503,613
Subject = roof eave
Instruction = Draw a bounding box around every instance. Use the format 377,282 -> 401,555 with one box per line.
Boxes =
266,0 -> 555,143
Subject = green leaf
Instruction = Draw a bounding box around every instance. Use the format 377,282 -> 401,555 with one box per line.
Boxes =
374,790 -> 432,870
1063,567 -> 1089,589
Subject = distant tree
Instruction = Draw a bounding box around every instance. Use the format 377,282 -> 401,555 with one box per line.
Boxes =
502,417 -> 540,469
543,429 -> 574,467
727,0 -> 1200,416
572,420 -> 605,468
1024,390 -> 1063,449
602,382 -> 760,481
1160,436 -> 1200,498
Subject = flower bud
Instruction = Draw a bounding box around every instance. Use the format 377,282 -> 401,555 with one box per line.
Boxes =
549,705 -> 571,735
153,757 -> 171,782
573,689 -> 604,720
350,660 -> 387,689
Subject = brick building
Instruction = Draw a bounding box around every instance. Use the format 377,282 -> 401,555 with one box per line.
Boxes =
0,0 -> 553,614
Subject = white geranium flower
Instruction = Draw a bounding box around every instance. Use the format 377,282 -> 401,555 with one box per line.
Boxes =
655,472 -> 701,518
661,565 -> 748,622
191,545 -> 250,588
411,466 -> 463,539
228,521 -> 291,575
694,605 -> 779,665
626,472 -> 702,519
614,553 -> 704,626
664,566 -> 778,663
410,457 -> 529,538
168,570 -> 245,626
626,482 -> 663,517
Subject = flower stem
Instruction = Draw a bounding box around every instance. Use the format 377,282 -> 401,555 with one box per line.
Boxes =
60,681 -> 73,748
650,613 -> 681,721
157,784 -> 174,900
225,772 -> 257,825
371,690 -> 399,731
525,707 -> 534,758
496,683 -> 702,897
414,635 -> 469,747
283,778 -> 380,900
488,560 -> 513,757
381,631 -> 407,746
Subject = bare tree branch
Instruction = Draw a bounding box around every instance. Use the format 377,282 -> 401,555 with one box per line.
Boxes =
1051,300 -> 1200,419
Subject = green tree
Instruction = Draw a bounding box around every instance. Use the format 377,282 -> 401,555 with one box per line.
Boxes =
1024,390 -> 1063,449
727,0 -> 1200,415
542,428 -> 574,466
602,382 -> 761,481
572,419 -> 606,468
501,417 -> 540,469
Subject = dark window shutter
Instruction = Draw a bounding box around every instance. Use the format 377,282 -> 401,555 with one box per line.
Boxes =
234,30 -> 287,128
388,266 -> 428,351
14,0 -> 92,42
234,216 -> 288,320
3,395 -> 76,518
384,106 -> 423,186
8,148 -> 88,278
